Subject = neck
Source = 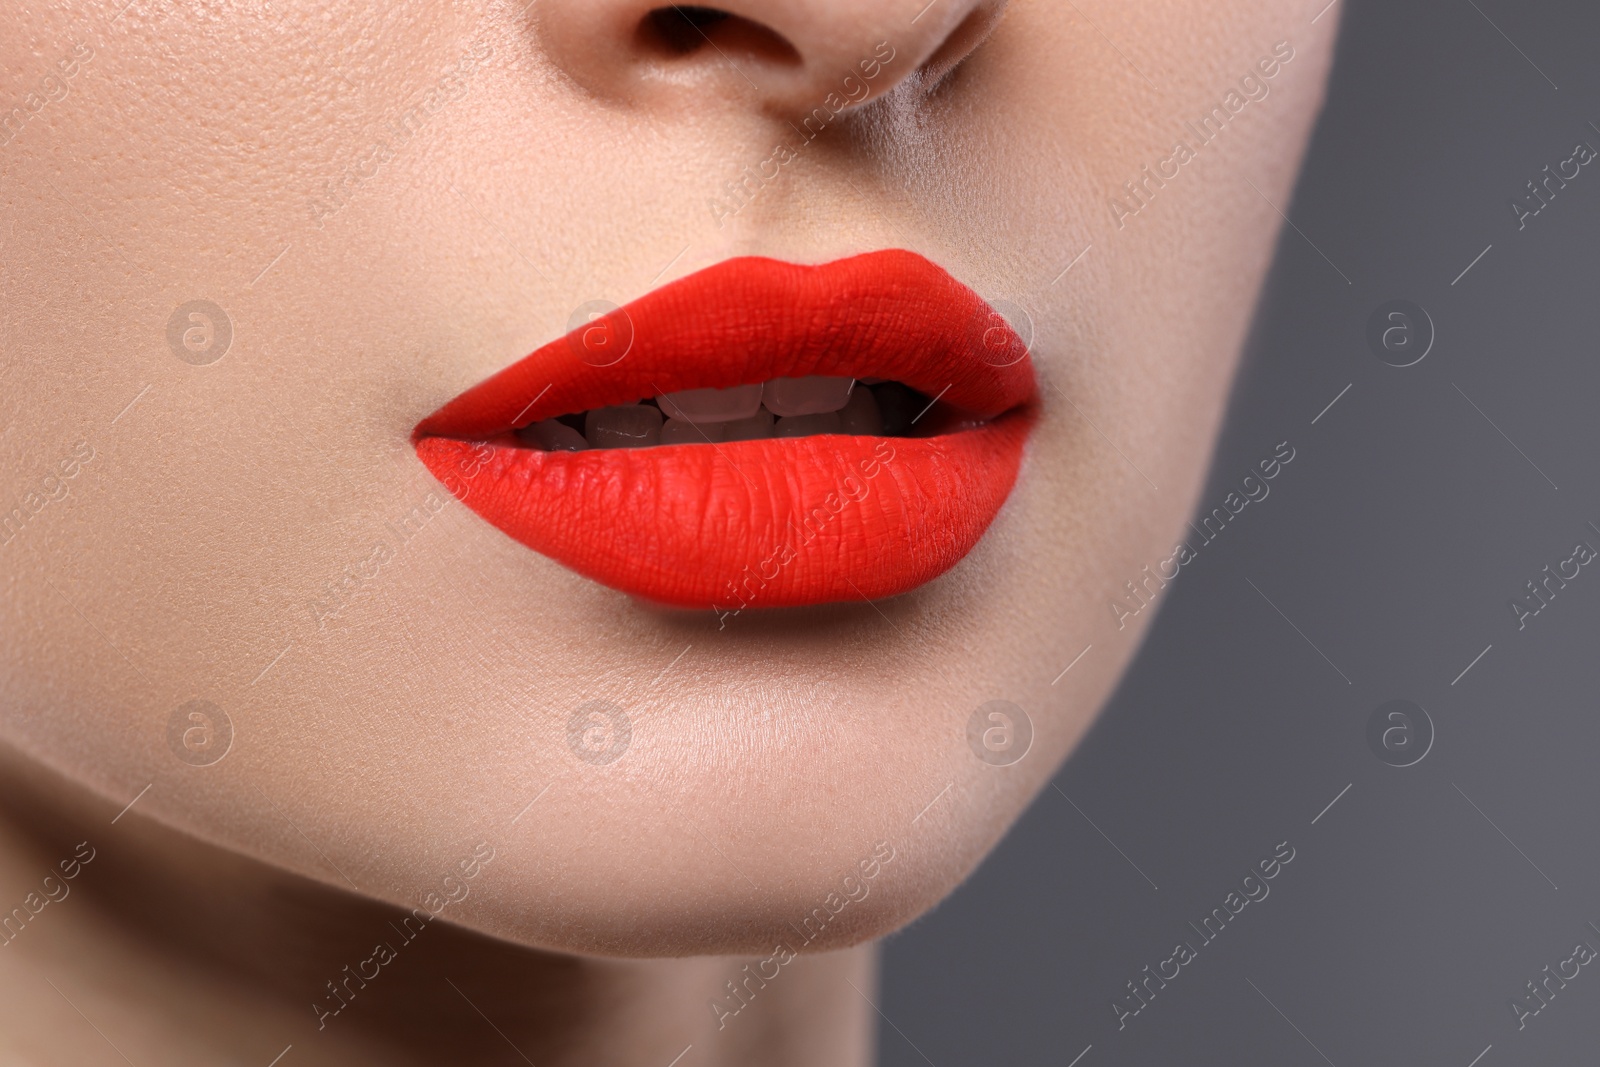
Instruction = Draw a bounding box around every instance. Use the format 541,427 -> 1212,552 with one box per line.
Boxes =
0,748 -> 876,1066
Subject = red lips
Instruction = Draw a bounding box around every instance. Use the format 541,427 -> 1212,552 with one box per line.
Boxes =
413,250 -> 1036,611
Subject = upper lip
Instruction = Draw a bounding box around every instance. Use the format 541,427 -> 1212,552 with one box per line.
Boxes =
414,248 -> 1036,440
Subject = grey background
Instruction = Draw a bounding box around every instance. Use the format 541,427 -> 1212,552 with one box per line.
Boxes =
881,0 -> 1600,1064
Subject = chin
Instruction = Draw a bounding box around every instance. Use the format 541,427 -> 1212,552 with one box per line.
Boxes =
429,804 -> 992,960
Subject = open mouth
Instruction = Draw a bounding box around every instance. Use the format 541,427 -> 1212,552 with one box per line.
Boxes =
511,378 -> 971,451
413,250 -> 1037,611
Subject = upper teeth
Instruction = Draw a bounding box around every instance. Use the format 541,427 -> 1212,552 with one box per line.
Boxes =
517,376 -> 908,451
656,383 -> 764,423
760,376 -> 855,417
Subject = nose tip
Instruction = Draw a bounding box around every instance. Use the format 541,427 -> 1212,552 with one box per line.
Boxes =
536,0 -> 1007,114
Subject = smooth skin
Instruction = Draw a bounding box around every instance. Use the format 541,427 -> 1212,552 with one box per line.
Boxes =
0,0 -> 1336,1062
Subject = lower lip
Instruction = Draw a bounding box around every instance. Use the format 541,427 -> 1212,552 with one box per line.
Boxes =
416,410 -> 1032,611
414,250 -> 1037,611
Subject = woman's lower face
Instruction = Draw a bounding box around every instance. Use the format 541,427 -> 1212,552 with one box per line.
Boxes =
0,0 -> 1334,965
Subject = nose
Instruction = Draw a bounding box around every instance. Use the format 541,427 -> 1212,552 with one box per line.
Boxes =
534,0 -> 1007,113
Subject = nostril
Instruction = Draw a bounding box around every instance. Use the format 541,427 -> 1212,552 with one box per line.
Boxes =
638,5 -> 802,66
641,6 -> 728,54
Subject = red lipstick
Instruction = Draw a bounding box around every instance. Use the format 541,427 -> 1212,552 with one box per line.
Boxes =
413,249 -> 1036,611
